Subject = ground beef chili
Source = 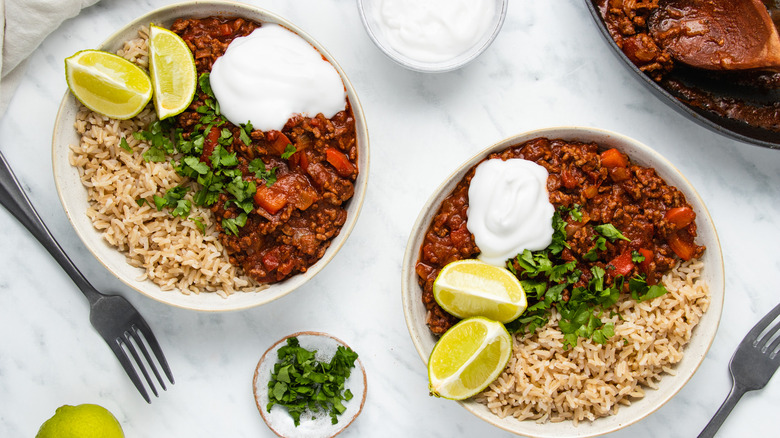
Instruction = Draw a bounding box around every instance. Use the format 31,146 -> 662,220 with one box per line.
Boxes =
416,138 -> 705,335
172,17 -> 358,284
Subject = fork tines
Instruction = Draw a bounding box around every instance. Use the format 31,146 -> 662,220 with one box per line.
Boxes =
750,302 -> 780,360
112,318 -> 175,403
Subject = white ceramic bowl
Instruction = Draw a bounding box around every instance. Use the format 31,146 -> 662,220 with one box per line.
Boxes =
401,127 -> 724,437
357,0 -> 508,73
253,332 -> 367,437
52,1 -> 369,312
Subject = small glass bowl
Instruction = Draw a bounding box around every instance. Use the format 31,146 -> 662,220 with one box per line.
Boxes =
357,0 -> 508,73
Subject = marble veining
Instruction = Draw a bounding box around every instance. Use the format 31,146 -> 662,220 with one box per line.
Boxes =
1,0 -> 779,437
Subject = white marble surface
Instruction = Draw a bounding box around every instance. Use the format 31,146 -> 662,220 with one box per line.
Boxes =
1,0 -> 779,436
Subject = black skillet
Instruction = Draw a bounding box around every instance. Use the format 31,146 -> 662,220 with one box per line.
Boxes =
586,0 -> 780,149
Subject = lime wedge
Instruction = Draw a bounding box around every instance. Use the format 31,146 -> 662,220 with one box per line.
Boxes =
148,24 -> 197,119
428,317 -> 512,400
433,259 -> 527,323
65,50 -> 152,120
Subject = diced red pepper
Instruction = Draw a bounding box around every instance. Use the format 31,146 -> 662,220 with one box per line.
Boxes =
200,126 -> 221,164
289,151 -> 309,171
600,148 -> 628,168
609,252 -> 635,277
665,207 -> 696,230
325,147 -> 355,177
267,130 -> 292,155
668,232 -> 696,261
637,248 -> 653,272
254,184 -> 288,214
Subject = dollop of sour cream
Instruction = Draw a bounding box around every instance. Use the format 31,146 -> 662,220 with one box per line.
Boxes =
209,24 -> 346,131
467,159 -> 555,267
371,0 -> 497,63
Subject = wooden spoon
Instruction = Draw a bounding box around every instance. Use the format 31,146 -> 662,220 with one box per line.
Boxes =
648,0 -> 780,71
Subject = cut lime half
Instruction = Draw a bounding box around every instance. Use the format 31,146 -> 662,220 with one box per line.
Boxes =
428,317 -> 512,400
433,259 -> 527,323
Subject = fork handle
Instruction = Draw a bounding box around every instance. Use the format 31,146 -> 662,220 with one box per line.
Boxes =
698,381 -> 748,438
0,151 -> 102,303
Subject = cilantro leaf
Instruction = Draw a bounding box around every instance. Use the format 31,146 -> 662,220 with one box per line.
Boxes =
593,224 -> 630,241
281,143 -> 297,160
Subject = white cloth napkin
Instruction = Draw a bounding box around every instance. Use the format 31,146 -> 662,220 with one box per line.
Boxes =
0,0 -> 100,116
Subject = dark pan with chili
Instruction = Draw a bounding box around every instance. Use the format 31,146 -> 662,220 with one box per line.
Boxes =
586,0 -> 780,149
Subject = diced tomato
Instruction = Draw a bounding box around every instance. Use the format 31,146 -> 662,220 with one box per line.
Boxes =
219,23 -> 232,36
450,224 -> 471,247
583,184 -> 599,199
600,148 -> 628,168
637,248 -> 653,272
200,126 -> 221,164
325,147 -> 355,177
609,251 -> 635,276
668,232 -> 696,261
609,166 -> 631,182
561,166 -> 577,189
254,184 -> 288,214
267,130 -> 292,155
262,249 -> 281,271
665,207 -> 696,230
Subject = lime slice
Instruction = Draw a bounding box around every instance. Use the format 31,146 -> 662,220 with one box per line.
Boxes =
428,317 -> 512,400
65,50 -> 152,120
433,259 -> 527,323
148,24 -> 197,119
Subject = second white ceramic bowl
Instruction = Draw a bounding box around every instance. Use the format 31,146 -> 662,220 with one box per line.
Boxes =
401,126 -> 724,437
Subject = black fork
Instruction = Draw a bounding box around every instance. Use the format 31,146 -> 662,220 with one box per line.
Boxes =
698,301 -> 780,437
0,151 -> 174,402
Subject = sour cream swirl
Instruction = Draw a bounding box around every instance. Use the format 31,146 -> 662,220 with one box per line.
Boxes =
467,159 -> 555,267
209,24 -> 346,131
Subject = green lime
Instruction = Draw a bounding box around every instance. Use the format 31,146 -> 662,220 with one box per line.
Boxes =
65,50 -> 153,120
427,316 -> 512,400
148,24 -> 197,119
36,404 -> 124,438
433,259 -> 527,323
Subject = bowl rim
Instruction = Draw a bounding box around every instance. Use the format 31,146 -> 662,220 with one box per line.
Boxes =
356,0 -> 509,73
401,126 -> 724,437
51,0 -> 370,312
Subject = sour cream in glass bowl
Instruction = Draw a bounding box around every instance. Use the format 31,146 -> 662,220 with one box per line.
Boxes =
357,0 -> 508,72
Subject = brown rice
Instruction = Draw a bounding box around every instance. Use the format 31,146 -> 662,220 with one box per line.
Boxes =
68,32 -> 261,297
475,258 -> 709,424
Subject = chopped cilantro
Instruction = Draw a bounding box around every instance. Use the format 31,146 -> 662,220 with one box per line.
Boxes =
249,158 -> 278,186
222,212 -> 247,236
281,143 -> 297,160
593,223 -> 630,242
119,137 -> 132,152
266,337 -> 358,427
506,206 -> 668,348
